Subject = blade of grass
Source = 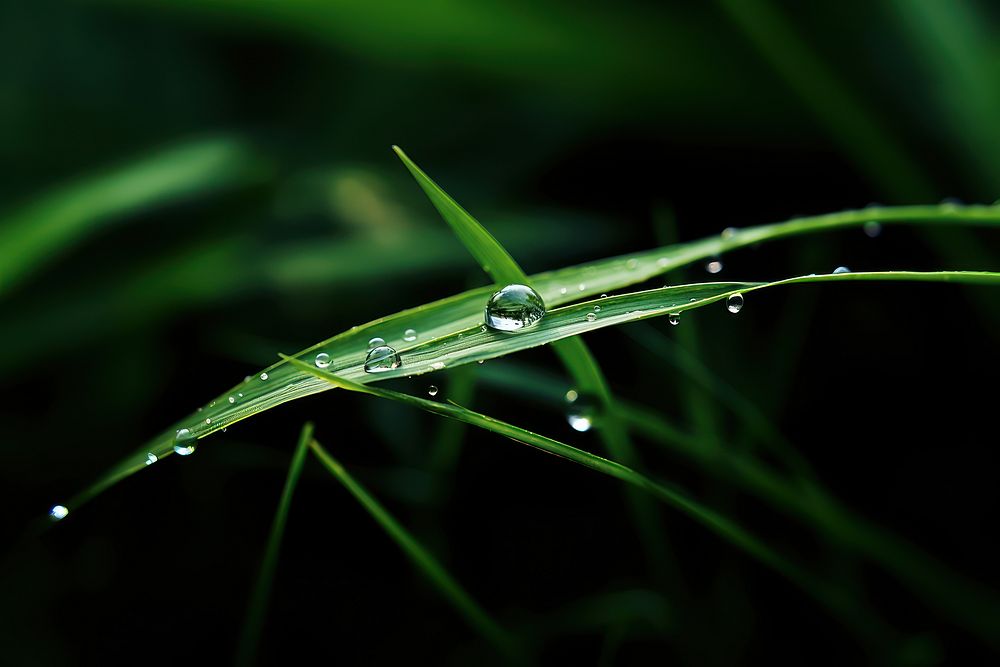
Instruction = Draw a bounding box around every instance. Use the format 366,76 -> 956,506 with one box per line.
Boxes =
396,146 -> 678,588
284,357 -> 896,650
71,269 -> 1000,511
307,438 -> 522,660
0,136 -> 262,296
236,422 -> 313,667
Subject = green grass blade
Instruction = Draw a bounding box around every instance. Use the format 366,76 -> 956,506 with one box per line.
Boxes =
237,422 -> 313,666
283,357 -> 893,646
69,269 -> 1000,511
307,438 -> 521,660
0,136 -> 261,296
393,146 -> 526,286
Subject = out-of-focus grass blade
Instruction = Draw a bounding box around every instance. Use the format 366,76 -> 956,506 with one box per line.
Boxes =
70,269 -> 1000,511
307,438 -> 521,660
284,357 -> 891,646
0,136 -> 262,296
237,422 -> 313,667
396,146 -> 676,587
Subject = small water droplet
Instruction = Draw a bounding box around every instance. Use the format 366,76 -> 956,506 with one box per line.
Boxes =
368,337 -> 385,349
940,197 -> 963,211
205,417 -> 212,425
721,227 -> 738,240
668,313 -> 680,326
586,312 -> 597,322
705,260 -> 723,274
484,284 -> 546,332
260,372 -> 268,381
726,293 -> 744,314
228,395 -> 236,404
174,428 -> 197,456
431,362 -> 446,370
238,392 -> 243,398
578,283 -> 586,291
594,305 -> 601,312
477,360 -> 485,365
315,352 -> 331,369
863,221 -> 882,238
566,392 -> 598,432
600,293 -> 608,299
364,345 -> 401,373
146,452 -> 158,465
49,505 -> 69,521
403,328 -> 417,342
833,266 -> 851,274
427,385 -> 439,397
626,258 -> 638,270
244,375 -> 251,383
559,287 -> 568,295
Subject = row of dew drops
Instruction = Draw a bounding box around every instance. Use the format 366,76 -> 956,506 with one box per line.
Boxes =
49,220 -> 881,521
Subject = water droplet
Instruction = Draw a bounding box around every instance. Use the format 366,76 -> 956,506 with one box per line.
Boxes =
705,260 -> 723,274
594,305 -> 601,312
315,352 -> 331,369
174,428 -> 197,456
228,395 -> 236,404
484,284 -> 546,332
238,392 -> 244,398
260,372 -> 268,381
833,266 -> 851,274
205,417 -> 212,425
668,313 -> 680,326
49,505 -> 69,521
145,452 -> 158,466
863,221 -> 882,238
721,227 -> 738,240
431,362 -> 446,370
244,375 -> 251,383
626,258 -> 638,270
566,392 -> 598,432
559,287 -> 568,295
368,337 -> 385,349
427,385 -> 439,397
940,197 -> 963,211
364,345 -> 401,373
586,312 -> 597,322
578,283 -> 586,292
600,293 -> 608,299
726,293 -> 744,314
403,328 -> 417,342
477,360 -> 485,365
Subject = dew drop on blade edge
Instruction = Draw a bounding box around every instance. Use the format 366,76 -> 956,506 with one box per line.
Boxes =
726,293 -> 744,314
484,284 -> 546,332
315,352 -> 331,368
364,345 -> 402,373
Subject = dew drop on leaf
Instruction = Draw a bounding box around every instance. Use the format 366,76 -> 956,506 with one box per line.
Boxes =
49,505 -> 69,521
364,345 -> 401,373
403,328 -> 417,342
174,428 -> 197,456
727,293 -> 744,314
315,352 -> 331,368
484,284 -> 546,332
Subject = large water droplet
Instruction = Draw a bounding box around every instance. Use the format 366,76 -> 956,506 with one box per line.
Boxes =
705,260 -> 723,274
260,372 -> 268,381
863,221 -> 882,238
174,428 -> 197,456
315,352 -> 331,369
427,385 -> 439,397
403,328 -> 417,342
586,312 -> 597,322
833,266 -> 851,274
145,452 -> 158,466
726,293 -> 744,314
566,392 -> 598,432
368,337 -> 385,349
484,284 -> 546,332
668,313 -> 680,326
49,504 -> 69,521
364,345 -> 401,373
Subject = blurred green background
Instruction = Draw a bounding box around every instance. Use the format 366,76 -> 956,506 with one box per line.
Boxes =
1,0 -> 999,664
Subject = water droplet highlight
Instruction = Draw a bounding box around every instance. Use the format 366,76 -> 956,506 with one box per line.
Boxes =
833,266 -> 851,274
364,345 -> 401,373
403,328 -> 417,342
368,337 -> 385,349
260,372 -> 268,381
427,385 -> 439,397
726,293 -> 744,314
205,418 -> 212,425
705,260 -> 723,274
484,284 -> 546,332
146,452 -> 158,466
559,287 -> 568,295
315,352 -> 331,369
586,313 -> 597,322
228,396 -> 236,404
566,392 -> 598,432
594,305 -> 601,312
668,313 -> 680,326
174,428 -> 197,456
49,505 -> 69,521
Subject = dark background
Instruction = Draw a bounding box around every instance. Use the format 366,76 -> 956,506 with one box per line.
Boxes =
1,1 -> 998,664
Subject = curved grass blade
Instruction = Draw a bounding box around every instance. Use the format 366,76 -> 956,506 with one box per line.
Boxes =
237,422 -> 313,667
70,269 -> 1000,510
308,438 -> 522,660
0,136 -> 262,296
284,358 -> 895,649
